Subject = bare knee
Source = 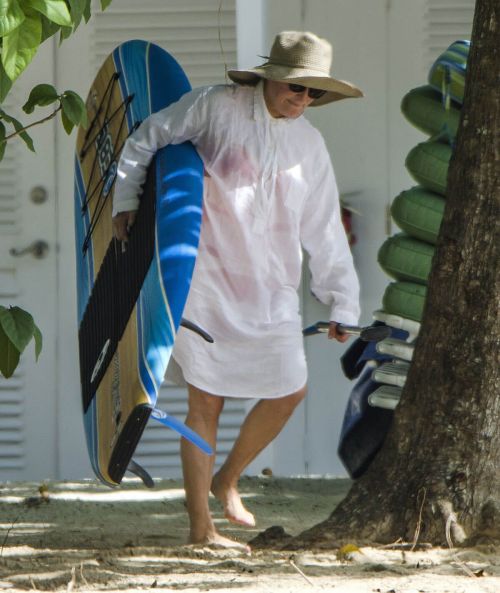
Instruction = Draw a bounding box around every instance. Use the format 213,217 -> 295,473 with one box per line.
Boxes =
283,385 -> 307,410
187,384 -> 225,423
267,385 -> 307,417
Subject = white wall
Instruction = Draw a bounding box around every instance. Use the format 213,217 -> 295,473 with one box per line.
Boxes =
236,0 -> 266,68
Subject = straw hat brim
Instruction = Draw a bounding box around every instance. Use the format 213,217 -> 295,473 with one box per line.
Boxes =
227,65 -> 363,106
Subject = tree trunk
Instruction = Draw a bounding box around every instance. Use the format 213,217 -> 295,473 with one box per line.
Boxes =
293,0 -> 500,548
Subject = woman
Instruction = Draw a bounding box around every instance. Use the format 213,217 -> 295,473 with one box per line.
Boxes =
113,31 -> 363,549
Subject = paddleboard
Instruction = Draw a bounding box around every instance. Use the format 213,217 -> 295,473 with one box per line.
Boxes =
74,40 -> 212,487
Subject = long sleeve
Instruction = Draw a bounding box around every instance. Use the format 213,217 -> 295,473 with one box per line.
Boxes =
112,86 -> 211,216
300,146 -> 360,325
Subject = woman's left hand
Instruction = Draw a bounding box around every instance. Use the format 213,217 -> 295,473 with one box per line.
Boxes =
328,322 -> 349,343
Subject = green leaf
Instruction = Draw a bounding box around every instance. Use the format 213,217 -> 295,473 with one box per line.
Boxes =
58,23 -> 71,42
0,305 -> 35,354
82,0 -> 90,22
1,10 -> 42,82
61,89 -> 86,127
24,0 -> 72,27
0,120 -> 6,160
40,14 -> 59,42
22,82 -> 59,113
0,108 -> 35,151
0,56 -> 13,102
33,322 -> 42,360
0,323 -> 20,378
12,117 -> 35,150
66,0 -> 85,29
0,0 -> 25,36
100,0 -> 112,10
60,106 -> 73,134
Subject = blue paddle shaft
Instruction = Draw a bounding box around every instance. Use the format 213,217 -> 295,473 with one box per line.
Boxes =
152,410 -> 213,455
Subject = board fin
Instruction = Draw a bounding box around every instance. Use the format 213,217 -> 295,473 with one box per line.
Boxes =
151,408 -> 213,455
127,459 -> 155,488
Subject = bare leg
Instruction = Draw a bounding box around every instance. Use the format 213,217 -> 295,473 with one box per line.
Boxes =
181,383 -> 248,550
211,385 -> 307,527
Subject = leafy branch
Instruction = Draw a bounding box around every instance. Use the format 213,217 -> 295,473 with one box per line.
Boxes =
0,0 -> 112,159
2,104 -> 59,141
0,83 -> 87,159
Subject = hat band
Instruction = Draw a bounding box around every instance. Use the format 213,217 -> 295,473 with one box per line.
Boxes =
261,56 -> 331,75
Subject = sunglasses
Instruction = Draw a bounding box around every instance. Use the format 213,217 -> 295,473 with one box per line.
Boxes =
288,83 -> 327,100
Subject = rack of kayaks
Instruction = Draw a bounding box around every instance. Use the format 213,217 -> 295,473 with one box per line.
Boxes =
371,40 -> 469,409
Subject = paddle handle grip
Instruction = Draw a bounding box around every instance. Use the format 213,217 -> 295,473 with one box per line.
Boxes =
302,322 -> 390,342
303,321 -> 347,336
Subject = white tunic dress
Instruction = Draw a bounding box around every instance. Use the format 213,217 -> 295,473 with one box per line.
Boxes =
113,82 -> 360,398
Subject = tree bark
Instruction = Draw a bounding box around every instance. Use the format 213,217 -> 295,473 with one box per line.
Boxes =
292,0 -> 500,548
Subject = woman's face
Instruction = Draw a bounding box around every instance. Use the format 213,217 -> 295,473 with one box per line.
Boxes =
263,80 -> 315,119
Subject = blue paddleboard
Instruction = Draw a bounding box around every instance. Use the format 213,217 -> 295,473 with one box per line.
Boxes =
74,40 -> 211,487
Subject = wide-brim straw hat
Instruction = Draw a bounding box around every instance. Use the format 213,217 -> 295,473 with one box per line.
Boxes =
227,31 -> 363,107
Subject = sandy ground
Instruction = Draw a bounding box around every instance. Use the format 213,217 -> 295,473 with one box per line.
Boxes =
0,476 -> 498,592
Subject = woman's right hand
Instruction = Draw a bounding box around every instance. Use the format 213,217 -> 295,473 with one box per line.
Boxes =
113,210 -> 137,242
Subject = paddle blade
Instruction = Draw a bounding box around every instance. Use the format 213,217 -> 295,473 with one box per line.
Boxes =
357,325 -> 391,342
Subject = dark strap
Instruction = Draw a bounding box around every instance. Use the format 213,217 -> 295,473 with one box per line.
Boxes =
180,318 -> 214,343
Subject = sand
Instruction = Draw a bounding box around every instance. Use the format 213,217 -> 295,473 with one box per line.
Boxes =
0,476 -> 498,592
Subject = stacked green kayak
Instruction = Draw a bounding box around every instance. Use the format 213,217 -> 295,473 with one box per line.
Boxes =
378,40 -> 469,323
369,40 -> 469,409
401,85 -> 460,139
405,141 -> 452,195
391,187 -> 445,245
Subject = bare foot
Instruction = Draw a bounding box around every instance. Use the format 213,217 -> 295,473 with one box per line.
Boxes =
211,474 -> 256,527
189,530 -> 251,553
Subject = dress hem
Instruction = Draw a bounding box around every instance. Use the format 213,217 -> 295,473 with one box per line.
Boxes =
178,363 -> 308,400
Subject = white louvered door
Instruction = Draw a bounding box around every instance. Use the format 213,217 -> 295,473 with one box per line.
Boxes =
0,43 -> 58,481
424,0 -> 475,68
89,0 -> 237,87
